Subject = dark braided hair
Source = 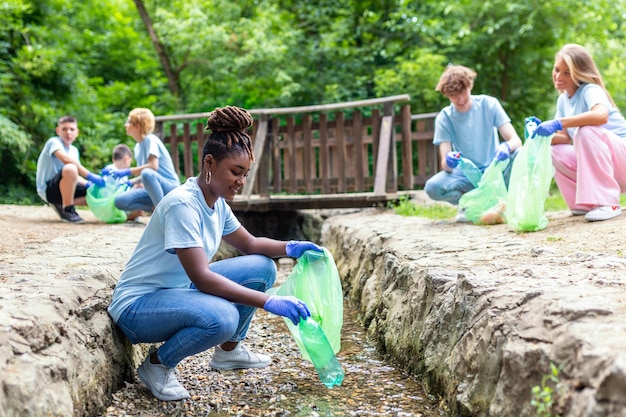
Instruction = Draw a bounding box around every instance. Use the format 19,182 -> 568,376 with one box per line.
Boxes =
203,106 -> 255,165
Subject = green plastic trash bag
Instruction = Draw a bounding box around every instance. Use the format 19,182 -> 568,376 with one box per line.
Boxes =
458,155 -> 482,187
270,247 -> 343,361
459,159 -> 509,225
505,133 -> 555,232
86,182 -> 128,223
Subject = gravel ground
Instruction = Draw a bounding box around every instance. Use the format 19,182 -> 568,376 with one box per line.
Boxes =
101,259 -> 445,417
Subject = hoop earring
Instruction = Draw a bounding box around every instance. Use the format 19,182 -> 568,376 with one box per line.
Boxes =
205,170 -> 212,185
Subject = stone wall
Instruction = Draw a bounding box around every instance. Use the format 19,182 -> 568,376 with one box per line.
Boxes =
321,209 -> 626,416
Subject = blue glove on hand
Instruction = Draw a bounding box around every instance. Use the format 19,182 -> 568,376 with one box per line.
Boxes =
85,181 -> 93,188
533,119 -> 562,138
525,116 -> 542,125
445,151 -> 461,168
285,240 -> 323,258
495,142 -> 511,161
100,166 -> 113,176
111,168 -> 131,179
86,172 -> 105,188
264,295 -> 311,326
118,180 -> 132,189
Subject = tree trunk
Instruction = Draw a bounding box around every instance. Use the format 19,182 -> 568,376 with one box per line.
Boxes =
133,0 -> 180,104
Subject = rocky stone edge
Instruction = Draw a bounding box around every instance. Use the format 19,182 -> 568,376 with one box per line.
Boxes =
0,220 -> 146,417
321,209 -> 626,417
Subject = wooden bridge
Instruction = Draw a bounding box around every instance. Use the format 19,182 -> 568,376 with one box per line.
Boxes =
155,95 -> 440,212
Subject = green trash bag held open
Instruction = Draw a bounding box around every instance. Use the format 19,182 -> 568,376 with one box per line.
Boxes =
505,120 -> 555,232
269,247 -> 343,361
458,158 -> 509,225
86,180 -> 128,223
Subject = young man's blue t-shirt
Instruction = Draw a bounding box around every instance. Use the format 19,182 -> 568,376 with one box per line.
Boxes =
35,137 -> 80,202
433,94 -> 510,169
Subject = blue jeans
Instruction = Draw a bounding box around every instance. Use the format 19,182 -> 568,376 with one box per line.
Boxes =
115,168 -> 180,212
425,151 -> 518,205
115,255 -> 277,368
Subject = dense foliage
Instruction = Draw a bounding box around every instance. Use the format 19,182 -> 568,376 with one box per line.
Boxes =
1,0 -> 625,203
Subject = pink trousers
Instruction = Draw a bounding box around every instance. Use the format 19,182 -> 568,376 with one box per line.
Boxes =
551,126 -> 626,211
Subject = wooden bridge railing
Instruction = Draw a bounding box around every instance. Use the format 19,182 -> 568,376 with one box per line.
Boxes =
155,95 -> 439,211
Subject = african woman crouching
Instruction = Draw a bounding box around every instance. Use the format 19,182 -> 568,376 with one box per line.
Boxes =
108,106 -> 322,401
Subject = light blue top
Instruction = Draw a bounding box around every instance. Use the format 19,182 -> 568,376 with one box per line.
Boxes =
107,176 -> 241,322
433,95 -> 511,169
35,136 -> 80,202
134,133 -> 180,184
554,83 -> 626,139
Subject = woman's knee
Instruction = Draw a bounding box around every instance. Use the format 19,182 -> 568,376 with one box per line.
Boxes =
141,168 -> 157,181
250,255 -> 277,289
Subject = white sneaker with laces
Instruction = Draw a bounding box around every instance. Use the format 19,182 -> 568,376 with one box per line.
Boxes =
137,348 -> 190,401
209,343 -> 271,370
455,208 -> 470,223
584,205 -> 622,222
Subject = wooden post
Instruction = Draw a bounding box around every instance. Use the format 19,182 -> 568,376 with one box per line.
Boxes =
242,115 -> 268,198
401,104 -> 413,190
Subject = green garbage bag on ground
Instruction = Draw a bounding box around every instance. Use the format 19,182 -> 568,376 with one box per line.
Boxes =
86,182 -> 128,223
269,248 -> 343,360
459,159 -> 509,225
505,135 -> 555,232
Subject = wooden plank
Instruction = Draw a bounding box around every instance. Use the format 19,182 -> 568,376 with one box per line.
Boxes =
319,113 -> 330,193
271,118 -> 282,193
228,192 -> 394,212
302,114 -> 313,193
401,104 -> 413,190
242,117 -> 268,198
169,124 -> 180,176
335,112 -> 346,193
371,108 -> 381,176
196,122 -> 204,176
183,123 -> 193,178
353,111 -> 364,191
287,116 -> 297,193
384,103 -> 398,193
373,114 -> 392,195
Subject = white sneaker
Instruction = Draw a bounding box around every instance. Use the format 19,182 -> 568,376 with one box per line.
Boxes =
455,208 -> 470,223
137,348 -> 190,401
584,205 -> 622,222
209,343 -> 271,370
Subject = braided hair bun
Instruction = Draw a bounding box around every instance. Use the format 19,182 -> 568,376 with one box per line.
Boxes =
203,106 -> 255,162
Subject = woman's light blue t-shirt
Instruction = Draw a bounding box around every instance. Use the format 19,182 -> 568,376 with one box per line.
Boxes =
555,83 -> 626,139
433,95 -> 510,169
107,176 -> 241,322
134,133 -> 180,184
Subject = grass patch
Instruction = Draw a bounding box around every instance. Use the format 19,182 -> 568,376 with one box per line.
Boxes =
391,195 -> 456,220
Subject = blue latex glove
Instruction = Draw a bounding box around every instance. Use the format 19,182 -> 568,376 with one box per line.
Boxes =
111,168 -> 131,179
525,116 -> 542,125
264,295 -> 311,326
286,240 -> 323,258
495,142 -> 511,161
119,180 -> 132,189
533,119 -> 562,138
445,151 -> 461,168
85,181 -> 93,188
100,166 -> 113,176
86,172 -> 105,188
